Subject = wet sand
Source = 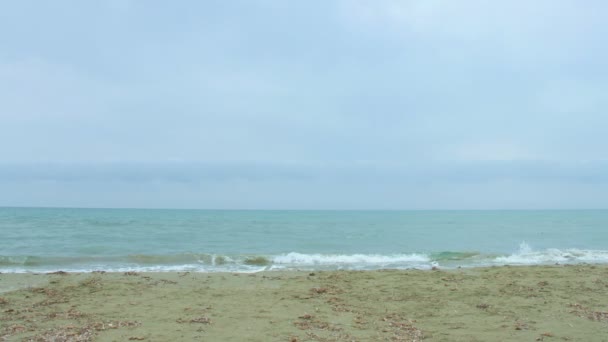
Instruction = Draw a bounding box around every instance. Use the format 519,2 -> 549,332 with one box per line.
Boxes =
1,265 -> 608,341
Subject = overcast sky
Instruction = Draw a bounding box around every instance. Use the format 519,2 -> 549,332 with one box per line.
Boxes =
1,1 -> 607,209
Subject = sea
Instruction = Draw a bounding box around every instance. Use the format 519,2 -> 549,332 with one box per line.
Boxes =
1,207 -> 608,273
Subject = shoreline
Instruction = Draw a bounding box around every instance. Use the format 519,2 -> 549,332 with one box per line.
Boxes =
2,265 -> 608,341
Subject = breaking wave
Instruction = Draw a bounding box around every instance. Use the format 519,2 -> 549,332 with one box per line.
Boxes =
2,243 -> 608,273
492,242 -> 608,265
272,252 -> 429,265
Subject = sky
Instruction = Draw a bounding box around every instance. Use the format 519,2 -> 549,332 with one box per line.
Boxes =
0,0 -> 607,209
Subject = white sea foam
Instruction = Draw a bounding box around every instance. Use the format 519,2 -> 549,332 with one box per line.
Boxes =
3,264 -> 269,274
493,242 -> 608,265
273,252 -> 430,265
6,245 -> 608,273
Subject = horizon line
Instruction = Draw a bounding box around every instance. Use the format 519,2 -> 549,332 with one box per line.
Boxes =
1,206 -> 606,212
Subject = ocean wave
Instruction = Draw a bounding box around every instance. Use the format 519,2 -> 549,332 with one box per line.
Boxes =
3,245 -> 608,273
430,251 -> 481,261
272,252 -> 430,265
0,255 -> 41,266
0,264 -> 269,274
493,242 -> 608,265
0,252 -> 434,272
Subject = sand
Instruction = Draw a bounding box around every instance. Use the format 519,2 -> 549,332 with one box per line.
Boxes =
1,265 -> 608,341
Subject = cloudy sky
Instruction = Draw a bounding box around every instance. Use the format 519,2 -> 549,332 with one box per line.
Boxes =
1,0 -> 607,209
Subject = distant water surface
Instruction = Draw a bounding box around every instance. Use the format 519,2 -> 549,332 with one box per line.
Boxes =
1,208 -> 607,272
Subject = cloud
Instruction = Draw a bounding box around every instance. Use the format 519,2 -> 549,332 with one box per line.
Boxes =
0,1 -> 607,208
2,161 -> 608,209
536,80 -> 608,115
0,58 -> 107,120
2,160 -> 607,184
338,1 -> 608,66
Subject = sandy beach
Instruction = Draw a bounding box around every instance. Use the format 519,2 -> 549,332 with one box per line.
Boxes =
1,265 -> 607,341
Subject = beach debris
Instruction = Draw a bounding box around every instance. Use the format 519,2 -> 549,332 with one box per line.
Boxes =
311,287 -> 328,294
293,314 -> 342,333
22,320 -> 141,342
293,320 -> 331,331
124,271 -> 140,276
476,303 -> 490,310
30,287 -> 59,296
310,285 -> 343,296
20,321 -> 141,342
47,270 -> 69,275
381,313 -> 423,341
91,320 -> 142,330
261,275 -> 283,280
27,325 -> 95,342
128,336 -> 146,340
0,297 -> 8,305
29,287 -> 69,307
177,316 -> 212,324
47,308 -> 87,319
190,316 -> 212,324
289,336 -> 298,342
568,303 -> 608,322
514,321 -> 530,330
354,315 -> 368,326
5,324 -> 26,334
324,296 -> 353,313
536,332 -> 554,341
79,276 -> 102,289
303,331 -> 356,341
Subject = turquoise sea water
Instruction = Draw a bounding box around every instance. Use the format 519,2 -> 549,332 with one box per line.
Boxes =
1,208 -> 607,272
